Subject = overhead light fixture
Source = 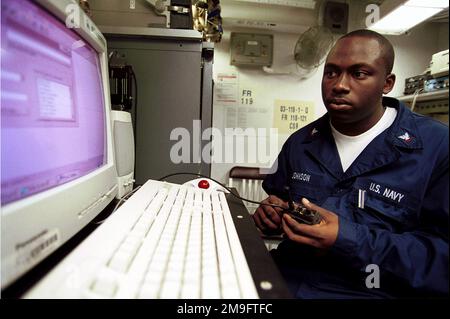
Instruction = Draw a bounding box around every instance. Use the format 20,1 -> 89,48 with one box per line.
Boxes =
368,0 -> 449,35
232,0 -> 316,10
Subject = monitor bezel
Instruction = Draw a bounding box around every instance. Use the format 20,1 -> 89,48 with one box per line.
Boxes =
1,0 -> 118,290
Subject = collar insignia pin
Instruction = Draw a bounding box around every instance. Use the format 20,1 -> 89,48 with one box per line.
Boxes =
398,131 -> 412,142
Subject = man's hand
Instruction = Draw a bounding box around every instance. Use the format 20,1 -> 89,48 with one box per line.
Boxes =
282,198 -> 339,249
253,195 -> 288,235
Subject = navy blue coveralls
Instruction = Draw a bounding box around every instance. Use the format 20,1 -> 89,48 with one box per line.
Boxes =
263,97 -> 449,298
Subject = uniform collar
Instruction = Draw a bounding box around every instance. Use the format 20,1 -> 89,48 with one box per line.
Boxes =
301,97 -> 423,181
383,97 -> 423,150
303,97 -> 423,150
302,115 -> 342,179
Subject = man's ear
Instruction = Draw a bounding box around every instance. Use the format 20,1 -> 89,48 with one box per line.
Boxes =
383,73 -> 396,94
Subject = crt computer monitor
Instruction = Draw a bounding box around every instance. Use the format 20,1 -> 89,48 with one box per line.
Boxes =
1,0 -> 118,290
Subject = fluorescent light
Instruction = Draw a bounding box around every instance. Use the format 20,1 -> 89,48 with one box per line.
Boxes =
405,0 -> 449,8
232,0 -> 316,9
368,0 -> 449,35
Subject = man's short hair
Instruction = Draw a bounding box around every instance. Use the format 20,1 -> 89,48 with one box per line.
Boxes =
338,29 -> 395,75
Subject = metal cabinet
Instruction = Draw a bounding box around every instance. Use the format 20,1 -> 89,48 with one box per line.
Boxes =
103,28 -> 213,184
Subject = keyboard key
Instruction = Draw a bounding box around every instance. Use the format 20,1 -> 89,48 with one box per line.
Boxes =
201,273 -> 220,299
109,250 -> 134,273
119,240 -> 140,256
180,282 -> 200,299
160,281 -> 181,299
164,269 -> 182,282
91,268 -> 118,297
138,282 -> 160,299
222,286 -> 241,299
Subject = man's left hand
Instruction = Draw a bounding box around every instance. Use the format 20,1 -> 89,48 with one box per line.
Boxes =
282,198 -> 339,249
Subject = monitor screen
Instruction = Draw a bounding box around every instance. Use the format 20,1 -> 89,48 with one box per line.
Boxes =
1,0 -> 117,290
1,0 -> 106,206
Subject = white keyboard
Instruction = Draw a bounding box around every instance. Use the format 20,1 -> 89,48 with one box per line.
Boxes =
24,179 -> 259,299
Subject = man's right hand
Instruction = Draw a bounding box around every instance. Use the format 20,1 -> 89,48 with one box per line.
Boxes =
252,195 -> 288,235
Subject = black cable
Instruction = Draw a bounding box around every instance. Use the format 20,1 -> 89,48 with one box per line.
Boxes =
157,172 -> 285,210
131,69 -> 138,175
131,69 -> 138,143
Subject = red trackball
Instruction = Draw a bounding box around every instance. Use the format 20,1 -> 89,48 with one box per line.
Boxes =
198,180 -> 210,189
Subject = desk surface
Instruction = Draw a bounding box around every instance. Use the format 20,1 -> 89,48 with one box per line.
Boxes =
226,191 -> 292,298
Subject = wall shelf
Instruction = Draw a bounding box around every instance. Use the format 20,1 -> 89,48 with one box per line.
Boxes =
396,88 -> 449,125
396,88 -> 449,103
